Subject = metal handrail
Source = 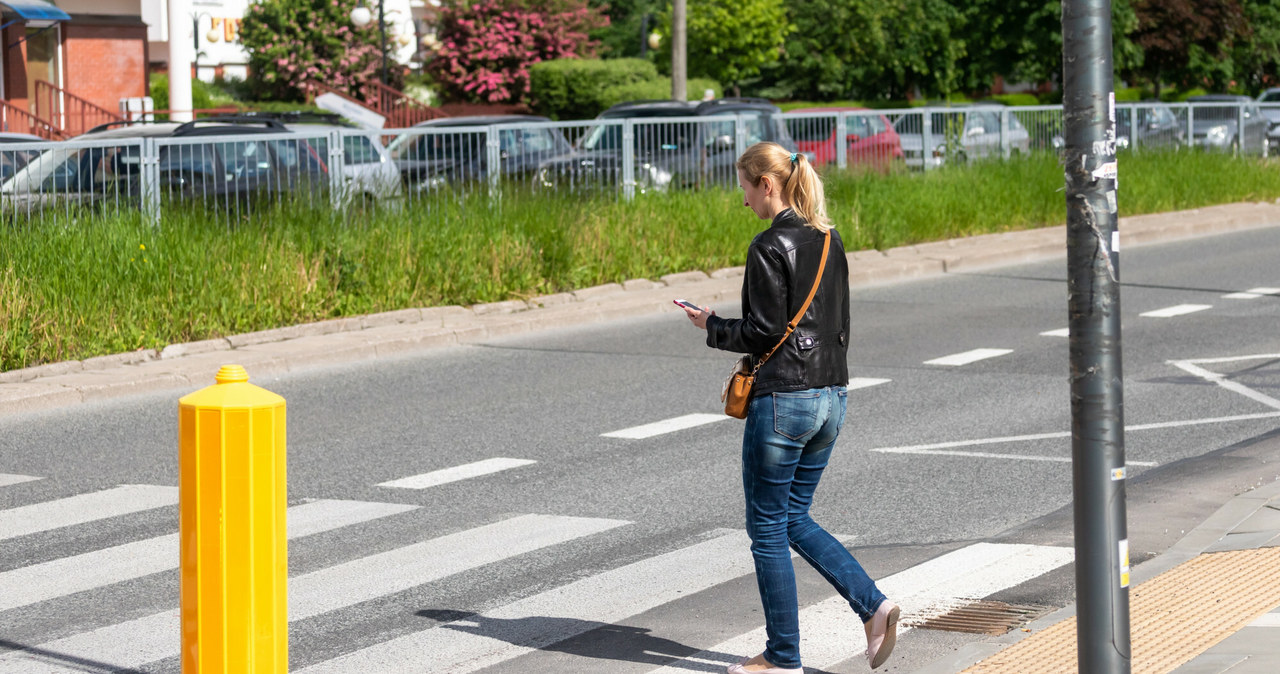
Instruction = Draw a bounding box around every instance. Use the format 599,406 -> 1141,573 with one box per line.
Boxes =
34,80 -> 123,137
0,100 -> 65,139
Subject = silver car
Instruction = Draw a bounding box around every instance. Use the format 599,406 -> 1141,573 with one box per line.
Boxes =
1186,95 -> 1268,154
1256,88 -> 1280,153
897,105 -> 1032,170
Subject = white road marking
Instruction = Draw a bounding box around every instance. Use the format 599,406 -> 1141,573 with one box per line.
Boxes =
0,485 -> 178,541
0,499 -> 418,613
1040,328 -> 1070,337
295,531 -> 759,674
1222,287 -> 1280,299
602,413 -> 729,439
644,543 -> 1074,673
291,514 -> 628,622
872,446 -> 1157,467
0,514 -> 628,673
1249,613 -> 1280,628
924,348 -> 1014,367
0,473 -> 41,488
848,377 -> 892,390
1170,357 -> 1280,411
869,410 -> 1280,464
377,458 -> 537,489
1140,304 -> 1212,318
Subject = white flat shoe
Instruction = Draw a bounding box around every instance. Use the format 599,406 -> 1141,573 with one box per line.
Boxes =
726,653 -> 803,674
865,600 -> 901,669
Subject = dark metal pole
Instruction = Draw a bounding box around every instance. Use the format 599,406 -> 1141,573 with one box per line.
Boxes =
1062,1 -> 1131,673
379,0 -> 388,87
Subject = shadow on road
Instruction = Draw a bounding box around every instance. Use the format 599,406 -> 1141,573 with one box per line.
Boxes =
416,610 -> 840,673
0,638 -> 144,673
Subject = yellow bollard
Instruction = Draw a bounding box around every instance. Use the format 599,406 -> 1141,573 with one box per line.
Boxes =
178,364 -> 287,673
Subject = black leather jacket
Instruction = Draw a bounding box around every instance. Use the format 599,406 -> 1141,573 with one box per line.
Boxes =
706,208 -> 850,398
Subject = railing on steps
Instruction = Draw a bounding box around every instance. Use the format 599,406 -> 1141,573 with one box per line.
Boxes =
311,81 -> 448,129
34,80 -> 123,137
0,100 -> 65,139
364,81 -> 449,128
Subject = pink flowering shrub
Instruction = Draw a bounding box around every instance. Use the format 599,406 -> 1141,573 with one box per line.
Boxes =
427,0 -> 607,104
239,0 -> 404,103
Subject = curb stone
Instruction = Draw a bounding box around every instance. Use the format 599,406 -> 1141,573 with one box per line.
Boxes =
4,201 -> 1280,417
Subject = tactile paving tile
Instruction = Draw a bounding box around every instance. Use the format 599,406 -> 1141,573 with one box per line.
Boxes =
962,547 -> 1280,673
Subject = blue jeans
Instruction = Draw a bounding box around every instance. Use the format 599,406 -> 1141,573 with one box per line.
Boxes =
742,386 -> 888,669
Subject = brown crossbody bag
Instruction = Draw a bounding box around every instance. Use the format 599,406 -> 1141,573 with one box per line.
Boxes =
722,230 -> 831,419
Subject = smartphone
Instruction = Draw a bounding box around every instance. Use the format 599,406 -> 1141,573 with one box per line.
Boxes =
673,299 -> 702,312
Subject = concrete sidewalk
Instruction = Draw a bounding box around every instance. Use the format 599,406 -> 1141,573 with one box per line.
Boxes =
3,200 -> 1280,419
911,477 -> 1280,674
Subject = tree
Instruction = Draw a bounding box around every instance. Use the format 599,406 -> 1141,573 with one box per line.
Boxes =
959,0 -> 1141,95
1230,0 -> 1280,92
591,0 -> 664,59
426,0 -> 607,104
653,0 -> 792,96
239,0 -> 392,103
1131,0 -> 1247,97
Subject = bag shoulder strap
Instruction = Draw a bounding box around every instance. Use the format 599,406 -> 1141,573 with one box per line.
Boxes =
752,229 -> 831,374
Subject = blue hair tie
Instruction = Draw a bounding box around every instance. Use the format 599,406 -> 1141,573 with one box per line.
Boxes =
789,153 -> 798,164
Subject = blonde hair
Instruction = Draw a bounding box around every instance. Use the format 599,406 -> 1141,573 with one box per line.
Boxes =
735,142 -> 830,231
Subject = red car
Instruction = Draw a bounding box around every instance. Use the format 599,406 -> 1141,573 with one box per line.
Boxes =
785,107 -> 904,169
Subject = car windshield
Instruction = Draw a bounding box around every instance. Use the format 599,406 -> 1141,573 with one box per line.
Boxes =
1260,91 -> 1280,103
786,117 -> 834,142
580,109 -> 694,151
1193,105 -> 1241,121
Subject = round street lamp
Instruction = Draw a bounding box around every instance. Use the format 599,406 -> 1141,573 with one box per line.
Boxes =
350,2 -> 389,86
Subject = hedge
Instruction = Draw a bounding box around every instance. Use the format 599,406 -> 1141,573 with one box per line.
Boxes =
529,58 -> 659,120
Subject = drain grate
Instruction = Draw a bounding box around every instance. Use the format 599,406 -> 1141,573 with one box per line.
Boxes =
903,600 -> 1052,636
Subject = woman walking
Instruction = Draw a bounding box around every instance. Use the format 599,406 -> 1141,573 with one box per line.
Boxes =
681,142 -> 899,673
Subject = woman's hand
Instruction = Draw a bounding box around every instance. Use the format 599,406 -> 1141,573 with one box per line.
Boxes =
683,305 -> 713,330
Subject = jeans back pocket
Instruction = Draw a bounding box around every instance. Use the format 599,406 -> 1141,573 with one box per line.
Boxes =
772,391 -> 822,442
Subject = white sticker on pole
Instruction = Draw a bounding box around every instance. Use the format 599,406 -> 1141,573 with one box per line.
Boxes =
1092,162 -> 1117,181
1111,466 -> 1126,481
1109,92 -> 1116,122
1111,230 -> 1120,253
1119,538 -> 1131,588
1106,190 -> 1117,213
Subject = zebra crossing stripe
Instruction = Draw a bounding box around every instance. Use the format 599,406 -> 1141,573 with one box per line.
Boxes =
0,499 -> 418,613
376,458 -> 537,490
294,530 -> 757,674
643,542 -> 1074,673
0,484 -> 178,541
0,513 -> 628,673
0,473 -> 41,488
289,514 -> 629,622
601,413 -> 729,439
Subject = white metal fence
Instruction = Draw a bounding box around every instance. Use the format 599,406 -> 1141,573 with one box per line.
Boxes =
2,101 -> 1276,225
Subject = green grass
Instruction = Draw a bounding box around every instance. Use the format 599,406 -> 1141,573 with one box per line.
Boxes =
4,150 -> 1280,371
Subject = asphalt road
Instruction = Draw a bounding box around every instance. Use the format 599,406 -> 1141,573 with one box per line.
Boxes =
2,225 -> 1280,673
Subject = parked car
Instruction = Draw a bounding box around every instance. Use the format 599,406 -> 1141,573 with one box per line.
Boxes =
1,118 -> 328,213
1186,94 -> 1268,154
1049,101 -> 1185,151
785,107 -> 903,169
385,115 -> 572,192
0,132 -> 47,182
896,104 -> 1032,170
1118,102 -> 1185,149
535,97 -> 800,192
1255,88 -> 1280,153
211,111 -> 401,202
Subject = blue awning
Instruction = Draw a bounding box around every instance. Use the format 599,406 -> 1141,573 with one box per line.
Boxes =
0,0 -> 71,22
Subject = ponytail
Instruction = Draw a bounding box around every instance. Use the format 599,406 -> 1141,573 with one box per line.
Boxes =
735,142 -> 830,231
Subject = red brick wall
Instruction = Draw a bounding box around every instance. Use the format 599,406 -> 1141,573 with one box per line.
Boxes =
62,22 -> 148,114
